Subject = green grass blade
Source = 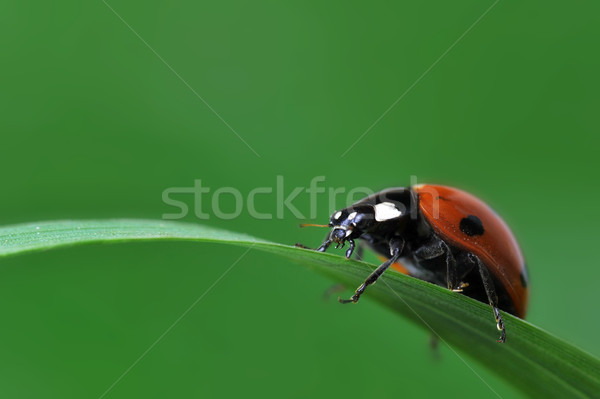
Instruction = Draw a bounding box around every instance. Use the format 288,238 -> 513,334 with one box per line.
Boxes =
0,219 -> 598,397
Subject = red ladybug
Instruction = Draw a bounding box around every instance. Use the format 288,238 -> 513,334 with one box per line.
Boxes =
297,184 -> 529,343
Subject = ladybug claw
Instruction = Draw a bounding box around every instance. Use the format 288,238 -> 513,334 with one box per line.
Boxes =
497,330 -> 506,343
494,308 -> 506,343
451,282 -> 469,292
338,295 -> 358,304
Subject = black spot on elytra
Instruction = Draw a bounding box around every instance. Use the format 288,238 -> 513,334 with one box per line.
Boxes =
520,267 -> 529,288
460,215 -> 484,236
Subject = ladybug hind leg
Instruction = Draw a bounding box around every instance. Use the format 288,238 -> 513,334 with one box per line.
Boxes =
468,253 -> 506,343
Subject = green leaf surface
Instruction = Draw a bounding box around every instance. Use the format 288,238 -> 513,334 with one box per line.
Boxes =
0,219 -> 598,398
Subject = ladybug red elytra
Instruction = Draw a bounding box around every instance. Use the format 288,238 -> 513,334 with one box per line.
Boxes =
297,184 -> 529,343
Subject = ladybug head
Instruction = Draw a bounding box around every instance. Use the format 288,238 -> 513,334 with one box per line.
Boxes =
328,204 -> 376,243
328,200 -> 409,244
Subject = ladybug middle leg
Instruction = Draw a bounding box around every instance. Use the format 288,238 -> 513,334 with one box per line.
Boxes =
414,235 -> 461,291
339,237 -> 405,304
468,253 -> 506,343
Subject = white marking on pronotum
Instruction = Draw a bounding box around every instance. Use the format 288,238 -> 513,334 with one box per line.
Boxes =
333,211 -> 342,219
373,202 -> 402,222
347,211 -> 357,220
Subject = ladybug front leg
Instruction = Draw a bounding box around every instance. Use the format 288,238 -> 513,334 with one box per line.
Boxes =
295,233 -> 333,252
469,253 -> 506,343
344,239 -> 356,259
339,238 -> 404,304
316,239 -> 333,252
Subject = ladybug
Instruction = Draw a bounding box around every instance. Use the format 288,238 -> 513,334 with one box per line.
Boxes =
297,184 -> 529,343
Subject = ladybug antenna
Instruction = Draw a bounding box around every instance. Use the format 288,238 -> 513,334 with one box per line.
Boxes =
299,223 -> 329,228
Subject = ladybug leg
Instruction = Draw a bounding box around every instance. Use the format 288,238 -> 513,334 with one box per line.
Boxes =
295,235 -> 333,252
440,241 -> 459,292
413,237 -> 444,260
345,239 -> 356,259
470,254 -> 506,343
316,238 -> 333,252
452,252 -> 476,292
339,238 -> 404,304
414,237 -> 460,291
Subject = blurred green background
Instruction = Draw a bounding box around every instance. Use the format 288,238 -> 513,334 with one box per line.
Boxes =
1,0 -> 598,398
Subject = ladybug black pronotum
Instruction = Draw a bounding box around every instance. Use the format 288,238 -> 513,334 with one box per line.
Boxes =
297,184 -> 529,343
